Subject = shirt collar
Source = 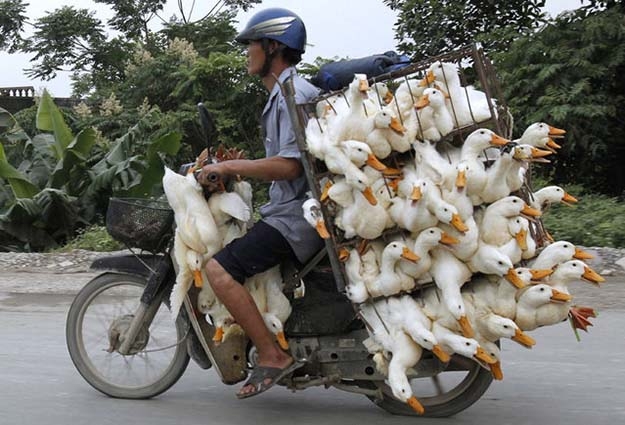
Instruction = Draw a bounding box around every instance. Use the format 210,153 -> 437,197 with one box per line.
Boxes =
264,66 -> 297,113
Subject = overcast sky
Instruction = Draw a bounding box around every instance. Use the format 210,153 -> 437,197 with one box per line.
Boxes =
0,0 -> 577,97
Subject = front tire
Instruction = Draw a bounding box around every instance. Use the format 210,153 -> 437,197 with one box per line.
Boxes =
66,272 -> 190,399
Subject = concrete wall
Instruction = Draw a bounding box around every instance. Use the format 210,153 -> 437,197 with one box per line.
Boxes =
0,86 -> 80,114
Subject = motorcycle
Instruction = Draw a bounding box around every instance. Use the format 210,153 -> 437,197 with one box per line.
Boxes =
66,61 -> 499,416
65,205 -> 493,417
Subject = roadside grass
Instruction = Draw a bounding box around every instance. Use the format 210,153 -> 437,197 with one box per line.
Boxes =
539,185 -> 625,248
54,225 -> 124,252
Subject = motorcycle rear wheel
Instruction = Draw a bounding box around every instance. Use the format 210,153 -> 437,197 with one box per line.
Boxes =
367,355 -> 493,417
66,272 -> 190,399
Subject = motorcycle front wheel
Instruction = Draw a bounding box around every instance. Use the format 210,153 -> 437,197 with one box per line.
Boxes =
66,272 -> 190,399
367,354 -> 493,417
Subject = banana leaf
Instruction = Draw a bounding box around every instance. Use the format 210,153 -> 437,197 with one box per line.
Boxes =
123,131 -> 182,197
0,188 -> 79,249
35,90 -> 73,159
0,107 -> 13,131
0,143 -> 39,198
50,127 -> 97,190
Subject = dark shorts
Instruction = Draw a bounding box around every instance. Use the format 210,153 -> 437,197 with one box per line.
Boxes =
213,220 -> 299,284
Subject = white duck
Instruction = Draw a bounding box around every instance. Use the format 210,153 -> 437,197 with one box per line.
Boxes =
534,260 -> 604,328
196,279 -> 234,343
302,197 -> 331,239
364,107 -> 406,158
458,129 -> 509,204
515,122 -> 566,153
426,249 -> 474,337
385,330 -> 427,415
344,248 -> 372,303
168,171 -> 221,257
399,227 -> 459,280
366,81 -> 394,112
478,196 -> 541,246
425,61 -> 492,127
530,185 -> 578,214
390,176 -> 468,235
259,265 -> 292,349
441,160 -> 474,221
325,168 -> 378,207
504,144 -> 553,194
480,147 -> 518,203
431,320 -> 496,366
389,178 -> 437,233
471,309 -> 536,349
464,268 -> 552,320
392,77 -> 424,122
332,182 -> 389,240
439,215 -> 479,262
163,168 -> 221,316
328,74 -> 374,142
412,139 -> 455,187
467,241 -> 516,278
530,240 -> 594,270
386,295 -> 451,363
232,179 -> 254,230
415,87 -> 454,141
370,241 -> 420,297
316,91 -> 349,124
497,216 -> 530,265
169,230 -> 207,319
207,190 -> 251,246
359,302 -> 426,415
475,337 -> 504,380
513,283 -> 573,331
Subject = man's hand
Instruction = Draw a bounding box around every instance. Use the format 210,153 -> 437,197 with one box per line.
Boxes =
196,161 -> 230,187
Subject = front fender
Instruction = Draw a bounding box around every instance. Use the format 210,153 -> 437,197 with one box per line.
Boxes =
90,253 -> 166,278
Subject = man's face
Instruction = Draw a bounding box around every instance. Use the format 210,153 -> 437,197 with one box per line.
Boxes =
246,40 -> 265,76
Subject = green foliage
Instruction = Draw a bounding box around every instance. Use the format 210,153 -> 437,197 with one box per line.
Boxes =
54,224 -> 123,252
495,4 -> 625,195
542,191 -> 625,248
0,0 -> 27,52
161,10 -> 241,56
21,6 -> 107,81
384,0 -> 546,60
94,0 -> 167,39
0,92 -> 181,251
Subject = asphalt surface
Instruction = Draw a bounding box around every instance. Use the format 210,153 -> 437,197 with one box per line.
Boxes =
0,271 -> 624,425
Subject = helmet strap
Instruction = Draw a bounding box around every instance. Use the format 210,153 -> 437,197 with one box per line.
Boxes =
259,39 -> 283,78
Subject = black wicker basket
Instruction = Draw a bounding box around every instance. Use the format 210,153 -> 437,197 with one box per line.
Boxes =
106,197 -> 174,252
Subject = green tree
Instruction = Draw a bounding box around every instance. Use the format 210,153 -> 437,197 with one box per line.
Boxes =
0,0 -> 260,95
496,2 -> 625,195
0,0 -> 27,52
384,0 -> 546,60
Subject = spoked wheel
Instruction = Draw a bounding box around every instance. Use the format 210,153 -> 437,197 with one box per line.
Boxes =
367,355 -> 493,417
66,272 -> 190,399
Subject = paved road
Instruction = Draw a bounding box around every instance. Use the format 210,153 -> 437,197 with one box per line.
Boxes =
1,273 -> 624,425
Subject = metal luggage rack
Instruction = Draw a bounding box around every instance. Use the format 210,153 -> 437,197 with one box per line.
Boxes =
282,44 -> 545,293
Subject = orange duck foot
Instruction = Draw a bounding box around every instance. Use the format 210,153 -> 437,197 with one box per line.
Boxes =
569,305 -> 597,332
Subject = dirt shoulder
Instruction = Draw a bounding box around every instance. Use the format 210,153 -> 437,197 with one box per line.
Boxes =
0,249 -> 623,311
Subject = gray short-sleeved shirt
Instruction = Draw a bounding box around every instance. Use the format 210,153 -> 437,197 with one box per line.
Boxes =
259,67 -> 324,263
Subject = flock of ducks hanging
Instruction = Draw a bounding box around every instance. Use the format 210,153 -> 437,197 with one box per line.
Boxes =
301,60 -> 604,415
162,148 -> 293,351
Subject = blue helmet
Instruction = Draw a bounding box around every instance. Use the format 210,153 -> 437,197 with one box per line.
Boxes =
235,8 -> 307,53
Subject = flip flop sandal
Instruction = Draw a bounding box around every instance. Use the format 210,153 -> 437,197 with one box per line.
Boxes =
236,361 -> 304,399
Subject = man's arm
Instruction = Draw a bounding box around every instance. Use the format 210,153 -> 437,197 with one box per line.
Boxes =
197,156 -> 303,185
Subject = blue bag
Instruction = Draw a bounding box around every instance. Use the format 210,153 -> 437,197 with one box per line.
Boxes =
310,51 -> 411,91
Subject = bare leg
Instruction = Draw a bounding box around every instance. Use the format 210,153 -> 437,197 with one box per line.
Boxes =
204,258 -> 293,395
